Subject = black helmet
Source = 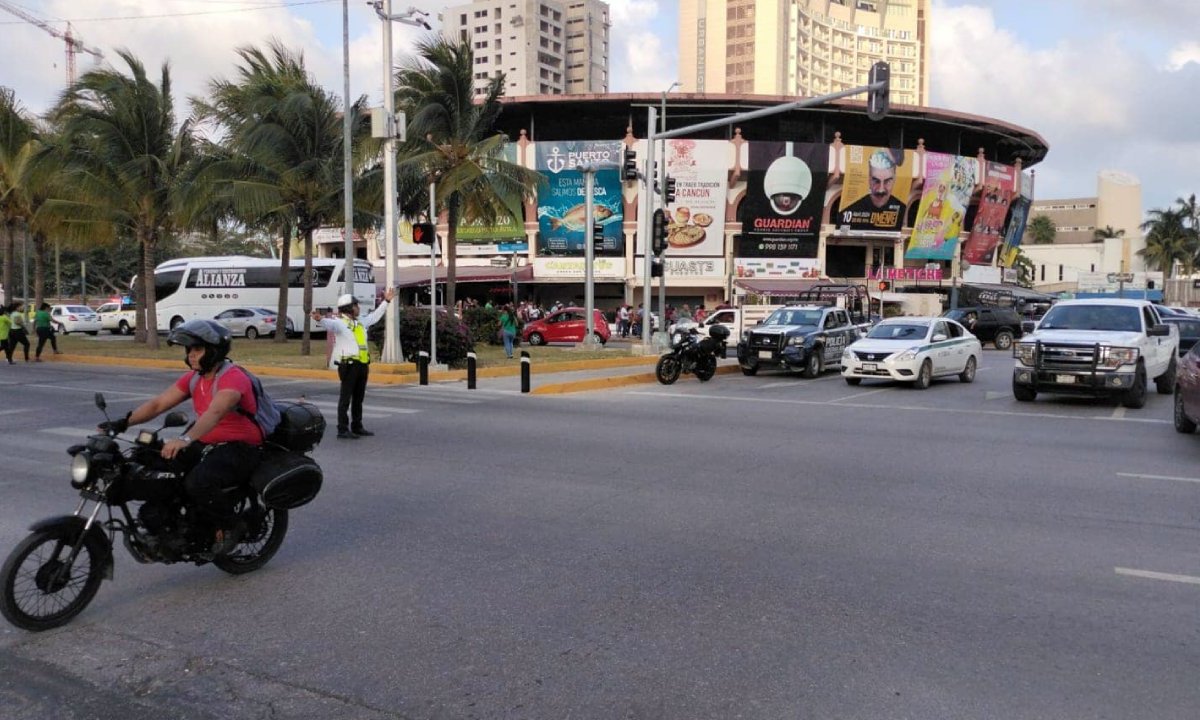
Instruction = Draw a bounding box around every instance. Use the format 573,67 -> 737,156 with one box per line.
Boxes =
168,319 -> 232,374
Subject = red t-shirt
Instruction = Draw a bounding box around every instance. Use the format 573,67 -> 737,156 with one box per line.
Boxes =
173,366 -> 263,445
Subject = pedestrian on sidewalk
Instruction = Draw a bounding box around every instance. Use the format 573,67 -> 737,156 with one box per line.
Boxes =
498,303 -> 520,359
0,304 -> 12,364
312,289 -> 393,440
34,303 -> 60,360
8,302 -> 30,363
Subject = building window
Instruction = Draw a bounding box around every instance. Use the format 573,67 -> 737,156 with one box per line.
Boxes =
1058,265 -> 1064,282
1040,265 -> 1045,282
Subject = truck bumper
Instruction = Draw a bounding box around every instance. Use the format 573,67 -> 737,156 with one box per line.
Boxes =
737,343 -> 807,370
1012,367 -> 1137,395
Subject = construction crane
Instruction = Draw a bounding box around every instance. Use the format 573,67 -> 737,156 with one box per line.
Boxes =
0,1 -> 103,85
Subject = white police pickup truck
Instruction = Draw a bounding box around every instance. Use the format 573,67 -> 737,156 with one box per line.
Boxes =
1012,298 -> 1177,408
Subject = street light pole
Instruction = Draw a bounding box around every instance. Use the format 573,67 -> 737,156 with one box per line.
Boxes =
342,0 -> 355,297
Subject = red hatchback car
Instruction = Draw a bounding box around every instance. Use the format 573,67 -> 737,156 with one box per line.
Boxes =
522,307 -> 610,346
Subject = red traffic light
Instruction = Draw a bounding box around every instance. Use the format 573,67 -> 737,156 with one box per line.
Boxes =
877,280 -> 890,292
412,222 -> 435,245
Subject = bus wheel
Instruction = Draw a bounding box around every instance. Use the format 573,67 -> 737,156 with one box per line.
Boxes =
169,316 -> 184,330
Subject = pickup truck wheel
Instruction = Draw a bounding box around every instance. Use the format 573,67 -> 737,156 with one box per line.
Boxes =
740,363 -> 758,377
959,356 -> 977,383
1121,365 -> 1147,409
800,351 -> 822,379
1155,357 -> 1176,395
1174,388 -> 1197,433
993,330 -> 1014,351
913,359 -> 932,389
844,377 -> 862,386
118,320 -> 132,335
1012,381 -> 1037,402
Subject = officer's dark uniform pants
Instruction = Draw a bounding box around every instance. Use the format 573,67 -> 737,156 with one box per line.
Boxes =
337,360 -> 369,433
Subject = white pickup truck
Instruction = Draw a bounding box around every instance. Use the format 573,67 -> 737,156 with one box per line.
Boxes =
1012,298 -> 1178,408
95,301 -> 137,335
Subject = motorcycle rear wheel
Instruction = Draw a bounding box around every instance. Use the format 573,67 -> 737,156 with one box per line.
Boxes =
694,355 -> 717,381
1,528 -> 106,632
213,505 -> 289,575
656,355 -> 682,385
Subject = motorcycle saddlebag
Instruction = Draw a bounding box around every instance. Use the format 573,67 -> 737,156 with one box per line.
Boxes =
251,447 -> 323,510
266,400 -> 326,452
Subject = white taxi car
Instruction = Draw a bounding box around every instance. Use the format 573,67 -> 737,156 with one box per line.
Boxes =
49,304 -> 102,335
841,316 -> 982,389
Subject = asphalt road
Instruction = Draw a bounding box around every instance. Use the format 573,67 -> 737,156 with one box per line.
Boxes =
1,354 -> 1198,719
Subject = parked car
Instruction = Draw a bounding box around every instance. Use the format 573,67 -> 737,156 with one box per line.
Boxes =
942,306 -> 1023,350
521,307 -> 610,345
213,307 -> 293,339
841,316 -> 982,389
1174,343 -> 1200,434
95,301 -> 137,335
49,304 -> 101,335
1161,315 -> 1200,356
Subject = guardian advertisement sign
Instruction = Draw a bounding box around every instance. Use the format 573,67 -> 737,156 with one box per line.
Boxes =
738,141 -> 828,257
535,141 -> 625,256
837,146 -> 914,232
906,152 -> 977,261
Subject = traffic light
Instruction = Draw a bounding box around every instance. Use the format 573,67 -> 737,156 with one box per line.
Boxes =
664,176 -> 677,204
412,222 -> 435,245
867,61 -> 890,121
877,280 -> 890,292
622,147 -> 638,181
651,208 -> 668,255
651,257 -> 664,278
592,223 -> 605,253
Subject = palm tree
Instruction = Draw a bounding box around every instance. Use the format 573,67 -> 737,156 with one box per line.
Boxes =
47,50 -> 193,349
191,42 -> 376,355
1138,207 -> 1190,278
1011,248 -> 1035,287
0,87 -> 36,305
1027,215 -> 1056,245
1093,225 -> 1124,242
393,37 -> 543,315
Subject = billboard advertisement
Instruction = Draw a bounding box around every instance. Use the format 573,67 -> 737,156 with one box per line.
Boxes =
535,141 -> 625,256
739,141 -> 828,257
837,146 -> 915,232
961,161 -> 1016,265
999,171 -> 1035,268
661,139 -> 730,256
454,143 -> 527,255
906,152 -> 977,261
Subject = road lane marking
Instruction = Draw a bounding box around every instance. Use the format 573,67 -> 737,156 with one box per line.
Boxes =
41,427 -> 104,438
305,400 -> 419,415
758,381 -> 802,389
1115,567 -> 1200,586
837,388 -> 891,401
0,408 -> 29,416
1116,472 -> 1200,484
985,391 -> 1008,401
1111,406 -> 1127,419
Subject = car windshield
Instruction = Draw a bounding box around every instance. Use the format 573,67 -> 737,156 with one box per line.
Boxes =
943,309 -> 967,320
253,308 -> 276,315
67,306 -> 92,313
1037,305 -> 1141,332
764,309 -> 823,326
867,323 -> 929,340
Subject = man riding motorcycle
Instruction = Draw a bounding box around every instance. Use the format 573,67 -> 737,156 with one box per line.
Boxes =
99,319 -> 263,555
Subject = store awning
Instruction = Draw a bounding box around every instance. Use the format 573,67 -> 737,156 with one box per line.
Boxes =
963,282 -> 1057,302
734,278 -> 823,296
394,265 -> 533,288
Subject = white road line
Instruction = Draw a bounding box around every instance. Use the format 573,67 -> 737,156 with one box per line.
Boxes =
41,427 -> 103,438
0,408 -> 29,416
985,391 -> 1008,401
24,383 -> 155,398
1116,472 -> 1200,484
1111,406 -> 1127,419
837,388 -> 891,402
305,400 -> 419,415
1115,567 -> 1200,586
757,381 -> 802,390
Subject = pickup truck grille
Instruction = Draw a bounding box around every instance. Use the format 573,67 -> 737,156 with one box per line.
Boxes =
748,332 -> 784,352
1036,343 -> 1099,371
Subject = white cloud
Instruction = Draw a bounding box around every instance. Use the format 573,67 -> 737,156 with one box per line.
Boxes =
1167,42 -> 1200,71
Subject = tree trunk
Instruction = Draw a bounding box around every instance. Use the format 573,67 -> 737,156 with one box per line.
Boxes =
274,221 -> 292,344
142,230 -> 160,350
134,240 -> 148,343
32,231 -> 45,309
300,226 -> 314,356
445,196 -> 459,316
1,222 -> 12,305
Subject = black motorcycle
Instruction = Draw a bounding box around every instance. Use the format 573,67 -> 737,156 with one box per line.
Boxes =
655,324 -> 731,385
0,393 -> 324,632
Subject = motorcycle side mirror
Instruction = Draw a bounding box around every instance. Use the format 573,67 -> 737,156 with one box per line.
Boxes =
95,393 -> 107,410
163,412 -> 189,429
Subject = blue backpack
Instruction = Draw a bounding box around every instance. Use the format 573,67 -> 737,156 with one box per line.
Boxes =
187,360 -> 282,438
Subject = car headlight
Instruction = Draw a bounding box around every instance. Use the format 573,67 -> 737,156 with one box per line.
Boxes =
842,348 -> 853,362
1014,343 -> 1036,366
894,348 -> 919,362
1098,346 -> 1138,369
788,336 -> 806,346
70,452 -> 91,487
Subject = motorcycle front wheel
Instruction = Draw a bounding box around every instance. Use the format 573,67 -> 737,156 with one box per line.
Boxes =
1,528 -> 106,632
213,505 -> 289,575
694,355 -> 717,381
656,355 -> 682,385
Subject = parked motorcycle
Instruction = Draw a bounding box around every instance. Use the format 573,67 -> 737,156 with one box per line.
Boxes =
655,324 -> 731,385
0,393 -> 324,632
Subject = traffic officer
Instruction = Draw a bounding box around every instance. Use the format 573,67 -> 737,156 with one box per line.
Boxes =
312,288 -> 394,439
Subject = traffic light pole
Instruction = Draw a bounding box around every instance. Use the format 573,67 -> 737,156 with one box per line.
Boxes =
640,107 -> 658,348
582,165 -> 596,344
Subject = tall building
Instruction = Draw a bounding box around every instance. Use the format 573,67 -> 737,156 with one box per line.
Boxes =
442,0 -> 610,97
678,0 -> 929,105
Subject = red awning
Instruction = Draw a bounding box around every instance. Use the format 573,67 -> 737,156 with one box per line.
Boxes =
733,278 -> 823,296
394,265 -> 533,288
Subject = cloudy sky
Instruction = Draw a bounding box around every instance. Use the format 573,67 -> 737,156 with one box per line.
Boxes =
2,0 -> 1198,215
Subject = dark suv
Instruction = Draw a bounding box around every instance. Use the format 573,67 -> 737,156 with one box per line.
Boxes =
942,306 -> 1023,350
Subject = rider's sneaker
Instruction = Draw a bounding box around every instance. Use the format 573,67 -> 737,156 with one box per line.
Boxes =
211,520 -> 246,556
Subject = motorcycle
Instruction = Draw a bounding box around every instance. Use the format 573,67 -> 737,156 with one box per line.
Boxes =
0,393 -> 324,632
655,324 -> 731,385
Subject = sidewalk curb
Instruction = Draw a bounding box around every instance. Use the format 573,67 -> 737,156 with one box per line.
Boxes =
530,363 -> 740,394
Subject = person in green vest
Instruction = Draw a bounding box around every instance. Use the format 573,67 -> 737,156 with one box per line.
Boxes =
311,288 -> 394,439
8,301 -> 29,363
34,302 -> 60,360
0,303 -> 12,364
498,303 -> 520,359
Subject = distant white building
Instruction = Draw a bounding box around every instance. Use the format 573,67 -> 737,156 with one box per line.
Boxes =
442,0 -> 610,97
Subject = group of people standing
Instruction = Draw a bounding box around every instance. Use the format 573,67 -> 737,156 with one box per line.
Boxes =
0,302 -> 61,364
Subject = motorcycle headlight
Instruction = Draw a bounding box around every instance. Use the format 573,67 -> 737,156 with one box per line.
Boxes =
1014,343 -> 1036,366
895,348 -> 919,362
672,332 -> 683,346
70,452 -> 91,487
1098,346 -> 1138,369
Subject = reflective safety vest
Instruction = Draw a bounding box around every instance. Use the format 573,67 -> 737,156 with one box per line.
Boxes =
341,318 -> 371,364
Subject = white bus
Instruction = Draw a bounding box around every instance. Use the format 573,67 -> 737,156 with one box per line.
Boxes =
148,256 -> 376,333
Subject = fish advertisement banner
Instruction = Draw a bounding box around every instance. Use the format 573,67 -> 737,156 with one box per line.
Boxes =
961,161 -> 1016,265
999,171 -> 1034,268
906,152 -> 977,261
739,141 -> 828,257
837,146 -> 914,232
535,141 -> 625,256
662,139 -> 730,257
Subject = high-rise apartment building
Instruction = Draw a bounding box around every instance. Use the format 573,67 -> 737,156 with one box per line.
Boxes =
678,0 -> 929,105
442,0 -> 609,97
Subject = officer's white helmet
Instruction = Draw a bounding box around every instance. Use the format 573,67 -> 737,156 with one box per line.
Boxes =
337,294 -> 358,310
763,155 -> 813,216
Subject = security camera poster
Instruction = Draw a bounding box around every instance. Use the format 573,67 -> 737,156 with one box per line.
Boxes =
999,171 -> 1035,268
838,146 -> 914,232
961,161 -> 1016,265
535,141 -> 625,256
906,152 -> 977,261
662,139 -> 730,256
739,141 -> 827,257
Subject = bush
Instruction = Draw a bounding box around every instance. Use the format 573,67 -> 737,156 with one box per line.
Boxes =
463,306 -> 502,346
368,307 -> 475,368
